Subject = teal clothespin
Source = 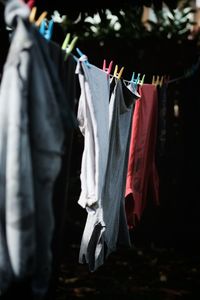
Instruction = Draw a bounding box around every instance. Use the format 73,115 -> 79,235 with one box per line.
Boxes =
136,73 -> 140,84
131,72 -> 140,84
131,72 -> 135,83
39,19 -> 54,40
76,47 -> 91,68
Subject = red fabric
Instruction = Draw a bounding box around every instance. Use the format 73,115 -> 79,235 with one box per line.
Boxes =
125,84 -> 159,228
23,0 -> 35,9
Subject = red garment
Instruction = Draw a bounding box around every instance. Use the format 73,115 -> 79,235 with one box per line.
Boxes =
125,84 -> 159,228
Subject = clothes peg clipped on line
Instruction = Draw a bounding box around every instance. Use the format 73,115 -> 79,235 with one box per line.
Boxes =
103,59 -> 113,75
155,75 -> 160,86
136,73 -> 140,84
39,19 -> 54,40
29,6 -> 48,27
139,74 -> 145,85
131,72 -> 135,83
131,72 -> 141,84
152,75 -> 160,86
62,33 -> 78,61
76,47 -> 91,68
159,75 -> 164,87
152,75 -> 156,85
113,65 -> 118,77
113,65 -> 124,79
118,67 -> 124,79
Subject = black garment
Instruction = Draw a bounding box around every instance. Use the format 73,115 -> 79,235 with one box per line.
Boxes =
156,83 -> 168,158
45,41 -> 79,300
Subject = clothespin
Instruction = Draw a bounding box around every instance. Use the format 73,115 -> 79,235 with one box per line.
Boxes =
29,6 -> 48,27
159,75 -> 164,87
39,19 -> 54,40
131,72 -> 135,83
140,74 -> 145,85
152,75 -> 160,86
118,67 -> 124,79
76,47 -> 91,68
103,59 -> 113,75
152,75 -> 155,85
113,65 -> 124,79
155,75 -> 160,86
113,65 -> 118,77
136,73 -> 140,84
62,33 -> 78,61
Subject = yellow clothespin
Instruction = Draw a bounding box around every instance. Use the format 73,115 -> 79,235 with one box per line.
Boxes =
62,33 -> 78,60
155,75 -> 160,86
139,74 -> 145,85
152,75 -> 160,86
113,65 -> 124,79
29,6 -> 48,27
118,67 -> 124,79
113,65 -> 118,77
152,75 -> 156,85
159,75 -> 164,87
29,6 -> 37,23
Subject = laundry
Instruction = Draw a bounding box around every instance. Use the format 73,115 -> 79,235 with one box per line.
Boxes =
125,84 -> 160,229
0,0 -> 77,298
1,1 -> 199,299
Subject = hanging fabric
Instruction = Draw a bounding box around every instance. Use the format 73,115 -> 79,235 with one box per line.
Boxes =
76,55 -> 140,271
125,84 -> 160,229
0,0 -> 77,298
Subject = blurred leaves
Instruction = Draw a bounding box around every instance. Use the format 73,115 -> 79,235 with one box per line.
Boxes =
145,2 -> 196,41
55,0 -> 199,43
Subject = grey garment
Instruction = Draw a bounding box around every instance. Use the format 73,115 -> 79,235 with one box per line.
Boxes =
0,12 -> 34,296
79,77 -> 136,271
76,61 -> 110,210
29,28 -> 66,298
0,0 -> 71,297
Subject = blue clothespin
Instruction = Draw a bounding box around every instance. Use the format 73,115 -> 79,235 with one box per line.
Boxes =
39,19 -> 54,41
76,47 -> 91,68
136,73 -> 140,84
131,72 -> 135,83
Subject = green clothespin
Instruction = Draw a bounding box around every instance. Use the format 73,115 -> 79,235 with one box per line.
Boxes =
62,33 -> 78,61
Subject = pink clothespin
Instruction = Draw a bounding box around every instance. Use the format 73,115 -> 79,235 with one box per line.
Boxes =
103,59 -> 113,75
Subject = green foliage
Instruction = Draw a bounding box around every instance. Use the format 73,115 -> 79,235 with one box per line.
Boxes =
145,3 -> 196,41
57,0 -> 198,42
